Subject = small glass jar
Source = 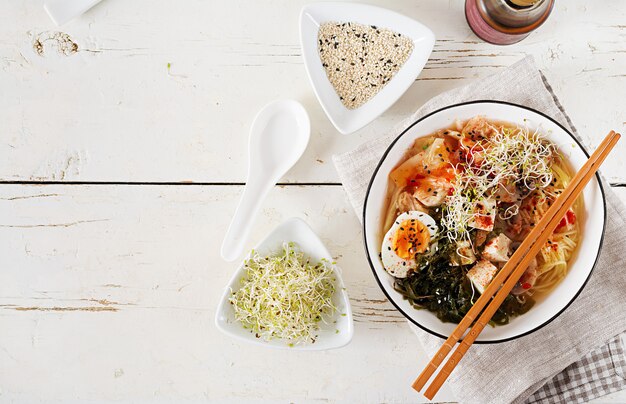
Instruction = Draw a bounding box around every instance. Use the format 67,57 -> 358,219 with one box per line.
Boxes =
465,0 -> 555,45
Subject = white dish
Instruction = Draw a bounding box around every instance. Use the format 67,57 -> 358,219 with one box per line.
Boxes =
215,217 -> 354,350
300,2 -> 435,135
363,101 -> 606,343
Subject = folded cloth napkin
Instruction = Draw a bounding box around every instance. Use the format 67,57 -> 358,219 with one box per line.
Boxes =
333,56 -> 626,404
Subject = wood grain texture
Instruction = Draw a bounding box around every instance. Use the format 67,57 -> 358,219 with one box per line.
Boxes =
0,185 -> 625,402
0,185 -> 451,402
0,0 -> 624,183
1,0 -> 625,402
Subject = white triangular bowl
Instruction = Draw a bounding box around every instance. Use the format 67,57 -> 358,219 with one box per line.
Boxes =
300,2 -> 435,134
215,217 -> 354,350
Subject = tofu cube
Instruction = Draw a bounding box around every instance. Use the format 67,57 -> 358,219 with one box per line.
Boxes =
467,259 -> 498,294
468,199 -> 496,231
482,233 -> 512,263
475,230 -> 489,246
450,240 -> 476,266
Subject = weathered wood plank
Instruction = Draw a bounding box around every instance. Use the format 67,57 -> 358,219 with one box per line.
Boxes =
1,184 -> 625,402
0,0 -> 624,183
0,184 -> 452,402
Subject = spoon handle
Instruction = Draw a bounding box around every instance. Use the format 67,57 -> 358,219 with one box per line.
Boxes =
221,179 -> 274,262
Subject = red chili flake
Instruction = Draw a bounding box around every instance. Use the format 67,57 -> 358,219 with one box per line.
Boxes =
522,282 -> 532,290
566,210 -> 576,224
556,210 -> 576,231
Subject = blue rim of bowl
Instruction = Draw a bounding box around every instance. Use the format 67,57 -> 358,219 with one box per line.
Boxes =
362,100 -> 607,344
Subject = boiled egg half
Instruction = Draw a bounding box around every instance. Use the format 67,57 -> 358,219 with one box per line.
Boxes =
381,211 -> 438,278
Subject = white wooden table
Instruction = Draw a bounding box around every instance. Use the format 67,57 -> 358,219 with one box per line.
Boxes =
1,1 -> 625,402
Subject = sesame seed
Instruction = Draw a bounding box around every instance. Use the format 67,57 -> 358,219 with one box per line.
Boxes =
318,21 -> 414,110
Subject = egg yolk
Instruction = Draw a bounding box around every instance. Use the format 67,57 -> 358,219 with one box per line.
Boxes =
392,219 -> 431,259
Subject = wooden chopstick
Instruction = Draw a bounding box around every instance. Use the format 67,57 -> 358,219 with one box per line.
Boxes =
414,130 -> 620,399
422,130 -> 620,399
413,131 -> 619,392
422,131 -> 620,398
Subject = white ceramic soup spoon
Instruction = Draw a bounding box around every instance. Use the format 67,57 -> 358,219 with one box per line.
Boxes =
220,100 -> 310,262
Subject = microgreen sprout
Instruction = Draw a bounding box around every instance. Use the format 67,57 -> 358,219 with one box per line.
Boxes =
442,123 -> 555,242
229,242 -> 337,345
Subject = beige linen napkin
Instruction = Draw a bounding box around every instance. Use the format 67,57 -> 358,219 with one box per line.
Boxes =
333,56 -> 626,404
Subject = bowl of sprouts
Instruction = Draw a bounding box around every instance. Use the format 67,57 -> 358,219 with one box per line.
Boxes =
363,100 -> 606,343
215,217 -> 353,350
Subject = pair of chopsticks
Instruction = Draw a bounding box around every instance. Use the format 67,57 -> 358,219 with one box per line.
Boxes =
413,130 -> 621,399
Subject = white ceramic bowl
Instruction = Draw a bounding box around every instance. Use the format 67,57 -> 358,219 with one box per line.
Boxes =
300,2 -> 435,134
215,217 -> 354,350
363,101 -> 606,343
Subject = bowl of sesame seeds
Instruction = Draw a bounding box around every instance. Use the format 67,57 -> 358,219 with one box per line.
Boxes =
299,2 -> 435,134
